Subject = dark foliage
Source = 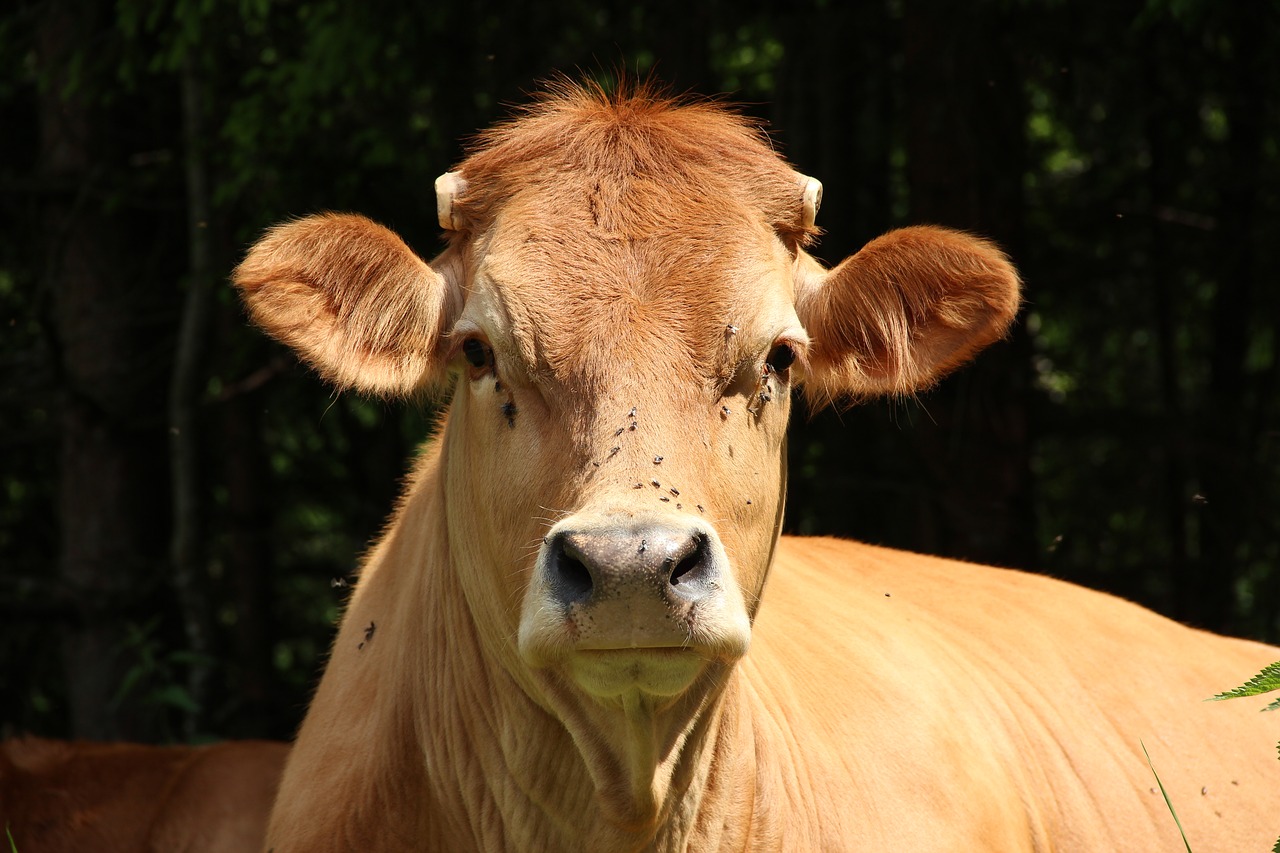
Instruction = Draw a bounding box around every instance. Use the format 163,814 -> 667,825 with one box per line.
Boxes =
1,0 -> 1276,742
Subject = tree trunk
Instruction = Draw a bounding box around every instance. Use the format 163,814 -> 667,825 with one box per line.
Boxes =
169,51 -> 215,737
39,0 -> 170,740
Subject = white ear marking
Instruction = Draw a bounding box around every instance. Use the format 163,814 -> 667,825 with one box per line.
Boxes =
435,171 -> 467,231
799,175 -> 823,229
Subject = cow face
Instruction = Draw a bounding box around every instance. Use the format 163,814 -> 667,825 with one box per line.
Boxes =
444,188 -> 805,703
234,86 -> 1018,713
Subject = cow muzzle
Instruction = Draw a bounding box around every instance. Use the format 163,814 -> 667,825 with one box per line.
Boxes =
517,514 -> 752,698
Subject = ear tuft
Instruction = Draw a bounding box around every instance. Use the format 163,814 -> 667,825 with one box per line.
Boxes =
796,226 -> 1020,401
233,213 -> 457,396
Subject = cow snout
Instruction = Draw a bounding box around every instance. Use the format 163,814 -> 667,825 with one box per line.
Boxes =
546,526 -> 717,611
519,515 -> 752,680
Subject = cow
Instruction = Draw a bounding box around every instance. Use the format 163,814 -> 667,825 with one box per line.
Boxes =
0,736 -> 287,852
234,81 -> 1280,851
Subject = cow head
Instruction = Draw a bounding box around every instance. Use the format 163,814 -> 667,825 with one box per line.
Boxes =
234,85 -> 1018,721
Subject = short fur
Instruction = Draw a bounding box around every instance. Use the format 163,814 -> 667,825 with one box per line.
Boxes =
0,737 -> 287,853
234,213 -> 460,395
234,82 -> 1280,852
453,80 -> 819,249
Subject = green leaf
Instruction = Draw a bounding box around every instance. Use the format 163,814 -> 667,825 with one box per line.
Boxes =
146,684 -> 202,714
1211,662 -> 1280,702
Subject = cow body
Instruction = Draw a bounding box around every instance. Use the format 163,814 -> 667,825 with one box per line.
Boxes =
236,82 -> 1280,851
0,737 -> 287,853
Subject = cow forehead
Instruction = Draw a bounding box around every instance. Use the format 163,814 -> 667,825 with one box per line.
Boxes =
450,86 -> 817,251
467,199 -> 801,389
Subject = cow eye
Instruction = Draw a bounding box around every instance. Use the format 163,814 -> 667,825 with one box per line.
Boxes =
765,343 -> 796,373
461,338 -> 491,372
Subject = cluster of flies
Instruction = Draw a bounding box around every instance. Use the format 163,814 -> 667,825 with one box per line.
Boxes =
585,322 -> 765,513
593,406 -> 639,468
500,323 -> 760,547
589,405 -> 708,514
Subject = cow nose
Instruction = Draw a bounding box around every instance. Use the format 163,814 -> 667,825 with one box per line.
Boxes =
520,517 -> 749,667
546,525 -> 716,609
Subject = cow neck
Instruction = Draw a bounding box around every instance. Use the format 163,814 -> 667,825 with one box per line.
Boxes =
410,451 -> 760,851
525,663 -> 746,849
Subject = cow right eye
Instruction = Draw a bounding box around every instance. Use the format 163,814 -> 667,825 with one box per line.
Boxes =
461,338 -> 491,372
765,343 -> 797,374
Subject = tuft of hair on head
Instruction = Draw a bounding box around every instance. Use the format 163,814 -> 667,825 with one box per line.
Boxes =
446,73 -> 822,250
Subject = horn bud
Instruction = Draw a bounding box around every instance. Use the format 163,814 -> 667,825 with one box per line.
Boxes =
799,175 -> 823,229
435,171 -> 467,231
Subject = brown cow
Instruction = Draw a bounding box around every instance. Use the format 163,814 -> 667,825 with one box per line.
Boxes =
235,82 -> 1280,851
0,736 -> 287,852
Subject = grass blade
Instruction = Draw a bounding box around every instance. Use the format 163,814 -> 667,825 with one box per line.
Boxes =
1142,741 -> 1193,853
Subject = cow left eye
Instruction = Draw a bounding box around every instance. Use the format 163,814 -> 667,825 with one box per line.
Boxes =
461,338 -> 492,374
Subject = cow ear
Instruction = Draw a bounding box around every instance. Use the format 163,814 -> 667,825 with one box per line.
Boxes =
794,226 -> 1020,401
233,213 -> 460,396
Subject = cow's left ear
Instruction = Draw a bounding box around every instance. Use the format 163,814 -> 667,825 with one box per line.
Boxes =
793,226 -> 1020,400
233,213 -> 461,397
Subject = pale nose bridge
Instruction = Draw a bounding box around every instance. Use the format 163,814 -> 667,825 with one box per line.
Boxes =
582,392 -> 707,493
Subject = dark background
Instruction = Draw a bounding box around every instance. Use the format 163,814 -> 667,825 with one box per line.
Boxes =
2,0 -> 1277,743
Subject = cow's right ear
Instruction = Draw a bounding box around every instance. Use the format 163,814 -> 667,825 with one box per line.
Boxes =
233,213 -> 460,396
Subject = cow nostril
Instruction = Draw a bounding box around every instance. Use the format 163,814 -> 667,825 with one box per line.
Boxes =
667,534 -> 709,591
553,547 -> 594,603
670,552 -> 700,586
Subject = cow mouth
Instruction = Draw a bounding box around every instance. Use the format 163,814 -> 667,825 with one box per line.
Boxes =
520,612 -> 751,700
565,647 -> 710,699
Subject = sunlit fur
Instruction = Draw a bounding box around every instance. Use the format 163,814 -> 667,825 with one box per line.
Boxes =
794,225 -> 1022,401
452,79 -> 819,252
0,737 -> 287,853
235,82 -> 1280,851
235,213 -> 463,396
